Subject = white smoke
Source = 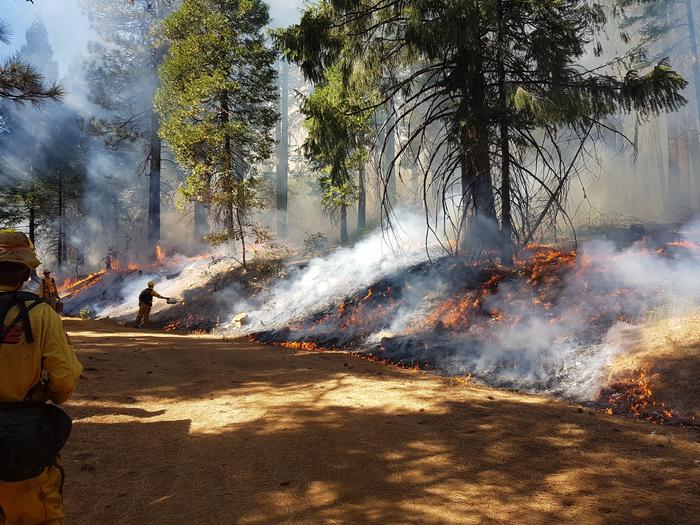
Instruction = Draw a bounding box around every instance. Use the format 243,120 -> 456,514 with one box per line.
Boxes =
221,210 -> 441,332
232,214 -> 700,401
62,254 -> 233,319
439,221 -> 700,398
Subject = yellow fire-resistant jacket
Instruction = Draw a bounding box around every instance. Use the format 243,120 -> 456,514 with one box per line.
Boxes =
41,276 -> 59,300
0,285 -> 82,404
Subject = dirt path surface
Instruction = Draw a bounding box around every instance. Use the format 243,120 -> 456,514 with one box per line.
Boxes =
62,319 -> 700,525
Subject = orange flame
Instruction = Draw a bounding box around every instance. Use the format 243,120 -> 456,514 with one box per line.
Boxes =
164,320 -> 182,331
155,245 -> 166,263
59,269 -> 107,296
603,365 -> 678,424
667,240 -> 700,249
279,341 -> 322,351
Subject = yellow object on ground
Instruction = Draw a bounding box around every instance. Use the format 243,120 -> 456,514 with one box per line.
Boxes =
0,465 -> 64,525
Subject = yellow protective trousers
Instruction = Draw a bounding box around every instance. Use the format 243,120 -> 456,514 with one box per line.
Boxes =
134,302 -> 152,326
0,464 -> 64,525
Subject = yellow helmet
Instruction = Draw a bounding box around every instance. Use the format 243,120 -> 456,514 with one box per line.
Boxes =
0,230 -> 40,269
147,280 -> 156,288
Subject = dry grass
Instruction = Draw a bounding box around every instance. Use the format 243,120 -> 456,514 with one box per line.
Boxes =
605,314 -> 700,422
62,319 -> 700,525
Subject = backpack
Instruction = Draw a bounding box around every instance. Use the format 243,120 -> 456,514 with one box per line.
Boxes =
0,291 -> 44,344
138,288 -> 152,305
0,291 -> 73,481
0,403 -> 72,481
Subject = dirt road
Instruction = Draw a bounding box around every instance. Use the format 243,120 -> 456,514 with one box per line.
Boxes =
62,319 -> 699,524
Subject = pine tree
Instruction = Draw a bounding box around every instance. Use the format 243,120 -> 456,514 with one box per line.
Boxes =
156,0 -> 278,265
300,67 -> 374,244
277,0 -> 687,260
81,0 -> 174,256
0,19 -> 62,105
617,0 -> 700,218
0,19 -> 75,255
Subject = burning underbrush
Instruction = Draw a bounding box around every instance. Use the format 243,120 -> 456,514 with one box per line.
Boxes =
250,232 -> 700,427
56,217 -> 700,427
58,251 -> 280,332
598,314 -> 700,426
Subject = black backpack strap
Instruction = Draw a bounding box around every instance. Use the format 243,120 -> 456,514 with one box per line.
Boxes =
0,292 -> 44,345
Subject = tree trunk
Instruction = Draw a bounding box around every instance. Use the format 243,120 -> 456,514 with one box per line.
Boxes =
686,0 -> 700,127
57,169 -> 64,271
384,100 -> 397,208
458,105 -> 495,252
340,205 -> 348,244
678,109 -> 692,217
655,116 -> 667,213
148,110 -> 161,256
459,4 -> 496,253
28,206 -> 35,244
471,92 -> 496,220
357,165 -> 366,233
236,207 -> 246,267
667,112 -> 691,220
221,90 -> 240,259
276,60 -> 289,237
497,0 -> 513,265
194,201 -> 208,242
374,114 -> 384,218
221,91 -> 235,237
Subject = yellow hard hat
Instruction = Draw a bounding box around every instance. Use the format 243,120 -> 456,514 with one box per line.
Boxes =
147,280 -> 156,288
0,230 -> 40,269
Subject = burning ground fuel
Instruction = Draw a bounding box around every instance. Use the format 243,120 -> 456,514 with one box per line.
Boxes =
252,239 -> 700,427
58,226 -> 700,429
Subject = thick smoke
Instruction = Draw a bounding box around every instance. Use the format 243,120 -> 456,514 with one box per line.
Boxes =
469,224 -> 700,398
237,214 -> 700,401
222,211 -> 440,332
62,253 -> 234,319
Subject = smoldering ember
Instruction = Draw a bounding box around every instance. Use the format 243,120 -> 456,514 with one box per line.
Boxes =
1,1 -> 699,524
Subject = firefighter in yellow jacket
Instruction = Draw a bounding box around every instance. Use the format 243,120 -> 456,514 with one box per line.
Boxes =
133,281 -> 171,328
41,270 -> 60,312
0,230 -> 83,525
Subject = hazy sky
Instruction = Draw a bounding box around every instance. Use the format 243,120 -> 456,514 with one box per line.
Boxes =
1,0 -> 303,77
1,0 -> 90,75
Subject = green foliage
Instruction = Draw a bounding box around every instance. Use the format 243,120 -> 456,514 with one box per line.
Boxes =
156,0 -> 278,263
0,20 -> 62,105
81,0 -> 172,145
301,67 -> 373,211
249,224 -> 291,277
303,231 -> 327,255
277,0 -> 688,251
615,0 -> 686,52
0,19 -> 85,268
